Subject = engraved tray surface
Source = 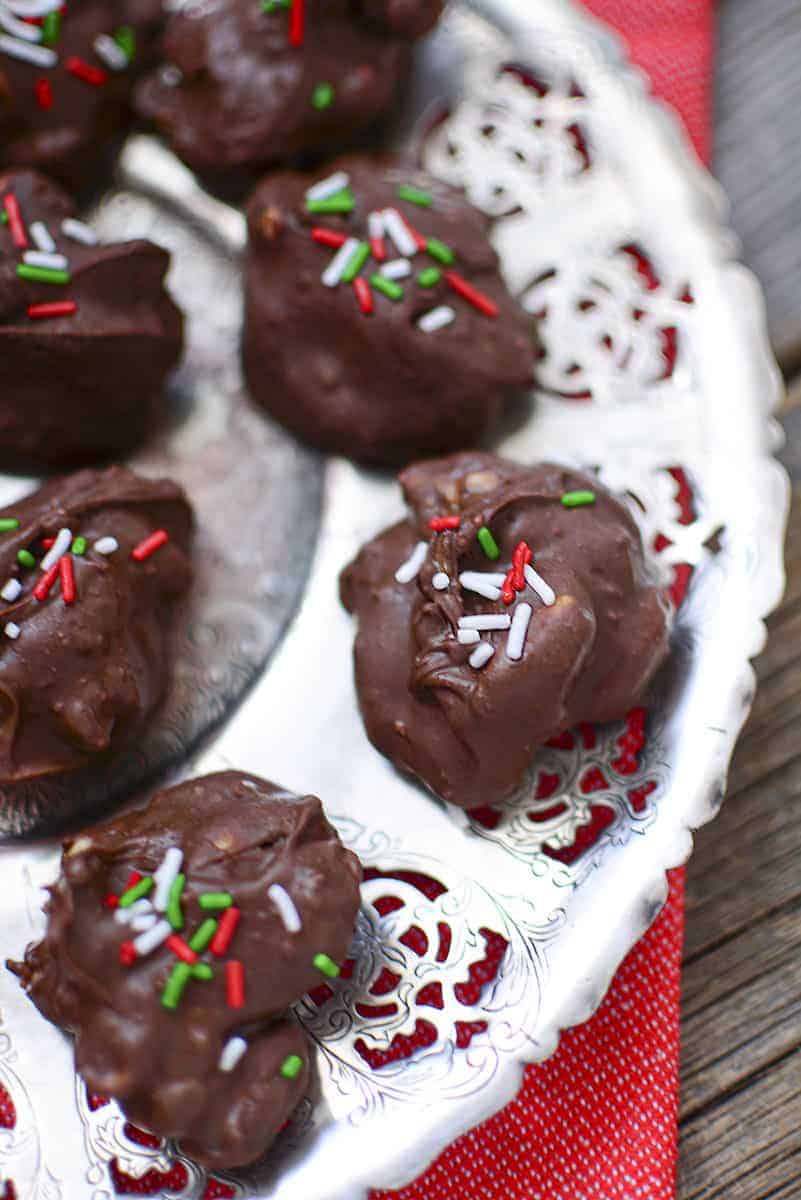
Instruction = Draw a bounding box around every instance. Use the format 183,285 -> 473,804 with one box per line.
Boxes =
0,1 -> 788,1197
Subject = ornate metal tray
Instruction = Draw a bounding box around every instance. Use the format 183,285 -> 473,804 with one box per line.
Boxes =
0,0 -> 788,1197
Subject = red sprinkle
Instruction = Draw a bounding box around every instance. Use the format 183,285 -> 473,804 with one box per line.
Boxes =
103,894 -> 119,910
210,906 -> 241,956
226,960 -> 245,1009
35,78 -> 53,110
59,554 -> 75,605
353,277 -> 373,315
289,0 -> 304,46
501,569 -> 516,605
429,515 -> 460,531
28,301 -> 77,321
119,941 -> 137,967
125,871 -> 143,891
166,934 -> 198,965
369,236 -> 386,263
33,561 -> 60,602
511,540 -> 532,590
41,538 -> 55,550
3,194 -> 27,250
399,213 -> 427,252
131,530 -> 169,562
311,227 -> 347,249
66,57 -> 108,87
445,270 -> 499,318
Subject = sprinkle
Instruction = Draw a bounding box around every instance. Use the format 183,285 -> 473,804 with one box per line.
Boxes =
477,526 -> 500,560
210,906 -> 241,956
161,962 -> 192,1010
23,250 -> 68,271
17,550 -> 34,568
289,0 -> 304,45
29,223 -> 55,253
398,184 -> 433,208
189,918 -> 218,954
93,536 -> 118,555
524,562 -> 556,606
199,892 -> 233,910
561,490 -> 596,508
280,1053 -> 304,1080
114,898 -> 152,925
305,189 -> 354,215
219,1037 -> 248,1073
16,264 -> 69,285
511,541 -> 532,590
35,78 -> 52,108
312,81 -> 334,109
458,614 -> 511,631
0,518 -> 19,532
129,912 -> 157,932
469,641 -> 495,669
193,963 -> 213,981
262,1 -> 291,12
311,227 -> 347,249
432,572 -> 449,591
457,628 -> 480,645
306,171 -> 350,203
59,555 -> 75,605
41,538 -> 54,550
119,940 -> 136,966
131,919 -> 171,957
71,537 -> 86,555
445,271 -> 499,317
226,960 -> 246,1008
459,572 -> 503,601
429,515 -> 460,531
41,528 -> 71,570
380,258 -> 411,280
340,241 -> 370,284
501,568 -> 516,605
166,872 -> 186,929
33,561 -> 59,601
321,237 -> 360,288
418,267 -> 441,288
0,9 -> 43,42
125,871 -> 143,890
119,877 -> 154,908
93,33 -> 128,71
131,529 -> 169,561
353,277 -> 373,314
66,56 -> 107,86
27,301 -> 77,320
61,218 -> 97,246
166,933 -> 198,965
0,36 -> 56,67
370,273 -> 403,301
394,541 -> 427,584
41,11 -> 60,48
103,894 -> 119,910
382,208 -> 417,258
113,25 -> 136,61
1,579 -> 21,602
313,952 -> 340,978
4,622 -> 20,640
153,847 -> 183,911
367,211 -> 386,262
506,602 -> 533,661
426,238 -> 455,266
268,883 -> 302,933
418,305 -> 455,334
3,194 -> 27,249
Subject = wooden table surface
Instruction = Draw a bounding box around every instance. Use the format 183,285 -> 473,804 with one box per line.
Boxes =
678,2 -> 801,1196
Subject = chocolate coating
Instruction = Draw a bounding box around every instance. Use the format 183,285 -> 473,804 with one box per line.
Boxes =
340,452 -> 672,808
0,465 -> 192,793
0,169 -> 183,467
0,0 -> 166,189
12,770 -> 362,1169
135,0 -> 444,180
243,157 -> 535,464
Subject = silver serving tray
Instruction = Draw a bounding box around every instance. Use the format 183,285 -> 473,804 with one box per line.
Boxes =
0,1 -> 788,1197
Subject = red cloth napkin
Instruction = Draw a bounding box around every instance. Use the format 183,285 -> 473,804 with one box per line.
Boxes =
372,3 -> 713,1197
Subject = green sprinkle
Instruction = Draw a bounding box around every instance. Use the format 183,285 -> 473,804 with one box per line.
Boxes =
0,212 -> 7,225
370,274 -> 404,302
113,25 -> 136,61
41,10 -> 60,46
198,892 -> 233,910
118,877 -> 154,908
426,238 -> 455,266
71,536 -> 87,555
166,872 -> 185,930
16,265 -> 70,286
280,1053 -> 304,1080
193,963 -> 214,981
305,189 -> 355,215
0,519 -> 19,533
161,962 -> 192,1010
561,490 -> 597,508
477,526 -> 500,560
313,952 -> 340,979
417,267 -> 441,288
262,0 -> 290,9
16,550 -> 35,569
398,184 -> 433,208
311,81 -> 335,111
189,918 -> 219,954
341,241 -> 370,284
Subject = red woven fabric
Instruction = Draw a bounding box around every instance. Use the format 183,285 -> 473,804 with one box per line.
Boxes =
372,3 -> 713,1197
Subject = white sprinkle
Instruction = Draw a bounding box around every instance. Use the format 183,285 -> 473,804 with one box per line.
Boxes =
458,614 -> 512,631
322,237 -> 360,288
5,0 -> 62,15
114,898 -> 152,925
0,10 -> 41,42
132,919 -> 172,957
305,170 -> 350,203
432,571 -> 450,591
152,847 -> 183,912
394,540 -> 427,584
0,35 -> 56,66
4,622 -> 20,640
61,218 -> 97,246
1,579 -> 21,603
380,258 -> 411,280
367,210 -> 385,240
383,208 -> 417,258
459,572 -> 504,601
219,1036 -> 248,1073
93,33 -> 129,71
506,602 -> 533,661
524,562 -> 556,606
23,250 -> 68,271
418,305 -> 456,334
129,912 -> 158,933
457,628 -> 480,645
268,883 -> 302,934
29,221 -> 55,253
93,536 -> 118,555
469,641 -> 495,669
40,528 -> 71,572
